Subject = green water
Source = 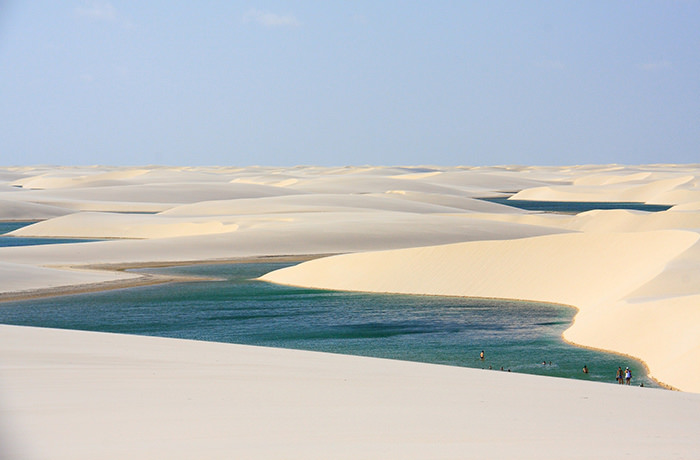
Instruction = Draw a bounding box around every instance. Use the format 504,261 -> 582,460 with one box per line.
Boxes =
0,262 -> 658,388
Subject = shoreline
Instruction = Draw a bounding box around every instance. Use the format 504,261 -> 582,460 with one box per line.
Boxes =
259,278 -> 673,391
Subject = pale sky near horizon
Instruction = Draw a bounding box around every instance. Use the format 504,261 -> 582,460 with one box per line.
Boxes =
1,1 -> 698,167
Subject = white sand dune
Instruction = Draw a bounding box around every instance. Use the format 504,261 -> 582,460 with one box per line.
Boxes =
160,193 -> 472,217
0,172 -> 309,213
672,200 -> 700,211
382,190 -> 526,212
418,169 -> 557,192
12,168 -> 151,189
652,188 -> 700,206
0,211 -> 561,267
563,208 -> 700,233
0,199 -> 73,220
1,164 -> 700,458
20,200 -> 176,213
5,182 -> 300,204
465,208 -> 700,234
512,175 -> 697,204
10,212 -> 240,239
261,231 -> 698,305
287,174 -> 475,196
573,171 -> 653,186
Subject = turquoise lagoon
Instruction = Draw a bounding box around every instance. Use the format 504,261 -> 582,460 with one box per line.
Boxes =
0,262 -> 658,388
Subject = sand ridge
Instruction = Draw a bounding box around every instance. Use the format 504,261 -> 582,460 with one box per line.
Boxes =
2,324 -> 700,460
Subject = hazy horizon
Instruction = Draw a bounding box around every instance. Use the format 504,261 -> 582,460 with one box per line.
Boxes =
2,2 -> 698,167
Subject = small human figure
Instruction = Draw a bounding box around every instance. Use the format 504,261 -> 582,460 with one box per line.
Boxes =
480,350 -> 485,360
542,361 -> 547,365
625,367 -> 632,385
616,366 -> 623,384
582,365 -> 589,374
548,361 -> 552,366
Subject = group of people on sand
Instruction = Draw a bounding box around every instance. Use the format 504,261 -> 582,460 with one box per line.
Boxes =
616,366 -> 632,385
480,350 -> 638,386
582,364 -> 640,386
584,364 -> 638,386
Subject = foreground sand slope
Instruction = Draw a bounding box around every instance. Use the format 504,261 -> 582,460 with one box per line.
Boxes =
2,325 -> 699,460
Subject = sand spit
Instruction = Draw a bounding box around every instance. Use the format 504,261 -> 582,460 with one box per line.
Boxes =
0,262 -> 141,295
1,164 -> 700,458
0,264 -> 213,303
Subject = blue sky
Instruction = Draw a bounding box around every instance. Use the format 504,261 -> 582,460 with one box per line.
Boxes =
1,1 -> 698,166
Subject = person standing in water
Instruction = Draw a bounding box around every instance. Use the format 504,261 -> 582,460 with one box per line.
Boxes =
582,365 -> 589,374
616,366 -> 623,384
480,350 -> 484,360
625,367 -> 632,385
